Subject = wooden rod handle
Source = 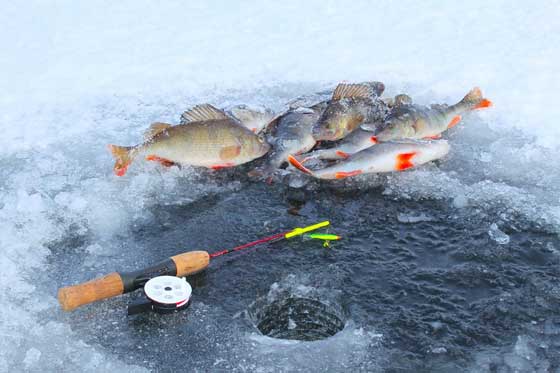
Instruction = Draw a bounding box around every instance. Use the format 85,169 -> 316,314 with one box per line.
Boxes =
171,250 -> 210,276
58,251 -> 210,312
58,272 -> 124,311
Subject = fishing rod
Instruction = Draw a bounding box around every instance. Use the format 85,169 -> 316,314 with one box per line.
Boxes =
57,220 -> 339,313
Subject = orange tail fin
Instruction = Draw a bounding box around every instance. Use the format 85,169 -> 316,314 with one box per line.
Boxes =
335,170 -> 362,179
460,87 -> 493,110
108,144 -> 134,176
395,152 -> 417,171
288,155 -> 312,175
473,98 -> 492,110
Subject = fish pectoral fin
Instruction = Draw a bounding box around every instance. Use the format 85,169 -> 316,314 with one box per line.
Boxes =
298,155 -> 314,164
335,170 -> 362,179
447,115 -> 462,129
335,150 -> 351,159
424,134 -> 443,140
210,163 -> 235,170
146,155 -> 177,168
143,122 -> 172,141
332,82 -> 383,100
219,145 -> 241,160
288,155 -> 312,175
181,104 -> 229,124
395,152 -> 417,171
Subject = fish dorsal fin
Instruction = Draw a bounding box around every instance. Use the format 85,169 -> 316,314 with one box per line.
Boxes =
181,104 -> 229,123
144,122 -> 172,141
332,81 -> 384,100
332,83 -> 371,100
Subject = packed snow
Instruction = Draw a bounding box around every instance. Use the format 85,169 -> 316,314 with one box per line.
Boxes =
1,1 -> 559,371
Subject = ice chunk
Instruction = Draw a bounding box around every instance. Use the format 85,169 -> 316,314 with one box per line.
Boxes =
397,212 -> 434,224
287,173 -> 310,189
23,348 -> 41,369
452,194 -> 469,208
429,321 -> 444,331
431,347 -> 447,354
488,223 -> 510,245
85,243 -> 114,256
16,190 -> 46,214
288,318 -> 297,330
478,152 -> 493,163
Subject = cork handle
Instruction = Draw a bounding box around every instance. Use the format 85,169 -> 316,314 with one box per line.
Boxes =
58,272 -> 124,311
171,250 -> 210,276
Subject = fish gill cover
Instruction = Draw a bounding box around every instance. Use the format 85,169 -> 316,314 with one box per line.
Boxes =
1,1 -> 559,372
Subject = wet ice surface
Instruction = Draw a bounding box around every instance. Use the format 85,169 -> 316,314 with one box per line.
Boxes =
1,85 -> 560,372
1,84 -> 559,372
43,176 -> 560,372
6,118 -> 560,372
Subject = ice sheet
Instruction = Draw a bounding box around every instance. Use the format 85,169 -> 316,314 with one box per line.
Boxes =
1,1 -> 559,371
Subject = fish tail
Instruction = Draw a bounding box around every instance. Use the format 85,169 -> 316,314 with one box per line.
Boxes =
459,87 -> 493,110
288,154 -> 313,175
107,144 -> 135,176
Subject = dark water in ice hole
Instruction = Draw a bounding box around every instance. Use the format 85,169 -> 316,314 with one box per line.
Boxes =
47,173 -> 560,372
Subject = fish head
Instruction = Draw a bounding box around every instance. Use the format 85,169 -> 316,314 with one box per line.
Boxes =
232,130 -> 271,161
251,135 -> 271,157
312,101 -> 362,141
376,116 -> 418,141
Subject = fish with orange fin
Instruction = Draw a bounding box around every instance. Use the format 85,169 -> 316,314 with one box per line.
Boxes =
362,87 -> 492,141
295,128 -> 379,163
311,81 -> 388,141
108,104 -> 270,176
287,140 -> 450,180
296,94 -> 414,163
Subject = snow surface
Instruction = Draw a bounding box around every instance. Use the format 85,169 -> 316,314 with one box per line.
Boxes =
1,0 -> 559,371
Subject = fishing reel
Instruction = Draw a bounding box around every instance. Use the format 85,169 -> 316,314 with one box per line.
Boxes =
127,276 -> 192,315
